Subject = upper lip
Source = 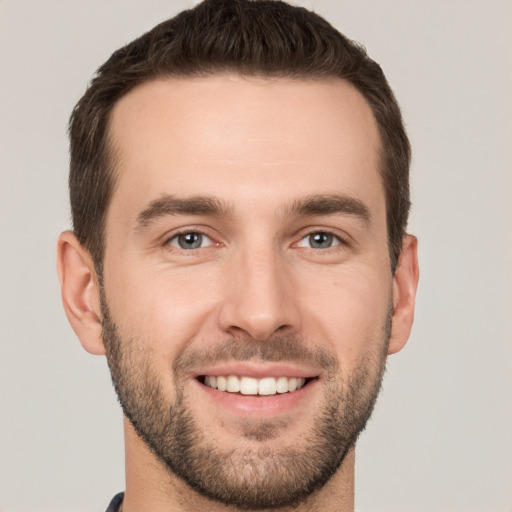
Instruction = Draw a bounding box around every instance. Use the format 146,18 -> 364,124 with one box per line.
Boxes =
190,362 -> 319,380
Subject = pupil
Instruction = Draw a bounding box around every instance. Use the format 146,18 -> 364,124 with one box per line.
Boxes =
310,232 -> 332,248
179,233 -> 202,249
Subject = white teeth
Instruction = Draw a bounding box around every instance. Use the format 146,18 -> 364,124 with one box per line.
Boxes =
276,376 -> 289,393
240,376 -> 259,395
203,375 -> 307,395
226,375 -> 240,392
217,375 -> 227,391
258,377 -> 277,396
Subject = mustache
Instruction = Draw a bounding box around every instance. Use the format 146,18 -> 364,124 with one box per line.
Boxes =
173,335 -> 339,375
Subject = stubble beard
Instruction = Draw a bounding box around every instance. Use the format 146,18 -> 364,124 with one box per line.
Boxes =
100,290 -> 391,510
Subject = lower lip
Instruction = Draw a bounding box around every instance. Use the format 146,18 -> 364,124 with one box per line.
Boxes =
191,378 -> 319,416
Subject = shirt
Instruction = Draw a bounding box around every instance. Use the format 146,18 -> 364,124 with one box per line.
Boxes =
105,492 -> 124,512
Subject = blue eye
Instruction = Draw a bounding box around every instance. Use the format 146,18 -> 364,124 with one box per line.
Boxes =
297,232 -> 341,249
169,232 -> 212,250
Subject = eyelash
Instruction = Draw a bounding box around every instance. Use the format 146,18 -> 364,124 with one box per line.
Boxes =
165,229 -> 217,251
164,228 -> 348,252
295,231 -> 346,250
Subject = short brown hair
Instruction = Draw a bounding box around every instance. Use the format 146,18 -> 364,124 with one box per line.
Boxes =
69,0 -> 410,273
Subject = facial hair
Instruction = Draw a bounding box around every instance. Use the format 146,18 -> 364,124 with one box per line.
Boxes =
100,289 -> 391,510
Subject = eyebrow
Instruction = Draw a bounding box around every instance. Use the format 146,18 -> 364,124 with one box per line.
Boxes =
135,192 -> 371,230
283,194 -> 371,223
135,194 -> 232,229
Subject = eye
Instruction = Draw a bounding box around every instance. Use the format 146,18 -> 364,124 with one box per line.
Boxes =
296,232 -> 341,249
168,232 -> 213,250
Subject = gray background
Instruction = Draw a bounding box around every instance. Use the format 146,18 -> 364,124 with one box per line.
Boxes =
1,1 -> 511,511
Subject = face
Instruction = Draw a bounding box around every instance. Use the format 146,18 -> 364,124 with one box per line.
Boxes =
102,75 -> 394,508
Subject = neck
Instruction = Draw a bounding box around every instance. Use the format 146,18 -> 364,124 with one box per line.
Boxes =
121,417 -> 355,512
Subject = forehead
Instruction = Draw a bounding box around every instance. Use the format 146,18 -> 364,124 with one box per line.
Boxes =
107,75 -> 383,223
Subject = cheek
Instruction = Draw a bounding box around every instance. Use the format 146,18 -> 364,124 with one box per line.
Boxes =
299,265 -> 392,363
103,260 -> 220,355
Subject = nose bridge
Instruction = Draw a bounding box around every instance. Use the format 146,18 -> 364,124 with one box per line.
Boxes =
218,238 -> 299,340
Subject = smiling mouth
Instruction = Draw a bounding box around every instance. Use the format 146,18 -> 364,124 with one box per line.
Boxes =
200,375 -> 315,396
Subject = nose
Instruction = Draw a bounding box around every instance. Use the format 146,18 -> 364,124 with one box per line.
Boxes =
217,246 -> 300,341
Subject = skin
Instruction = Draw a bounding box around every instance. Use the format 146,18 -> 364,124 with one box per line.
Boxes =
57,75 -> 419,511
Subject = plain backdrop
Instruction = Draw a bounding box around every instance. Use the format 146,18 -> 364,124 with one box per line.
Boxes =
0,1 -> 511,511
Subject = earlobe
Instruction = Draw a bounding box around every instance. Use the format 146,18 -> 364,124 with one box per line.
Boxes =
56,231 -> 106,355
388,235 -> 419,355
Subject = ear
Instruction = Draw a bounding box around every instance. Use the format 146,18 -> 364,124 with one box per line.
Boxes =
56,231 -> 105,355
388,234 -> 419,355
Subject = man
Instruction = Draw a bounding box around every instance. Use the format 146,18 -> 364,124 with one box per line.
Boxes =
57,0 -> 419,510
